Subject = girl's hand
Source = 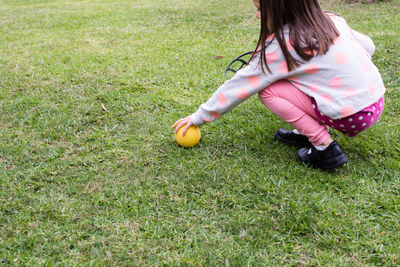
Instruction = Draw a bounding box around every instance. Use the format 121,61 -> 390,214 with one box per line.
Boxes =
171,115 -> 194,136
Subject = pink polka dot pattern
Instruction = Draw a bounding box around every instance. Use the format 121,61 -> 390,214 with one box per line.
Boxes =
266,51 -> 278,64
278,61 -> 288,74
308,84 -> 319,94
237,88 -> 249,99
341,106 -> 354,117
334,36 -> 343,45
289,77 -> 301,87
304,64 -> 319,74
328,77 -> 343,89
344,88 -> 356,98
267,33 -> 275,41
311,97 -> 384,137
304,49 -> 317,56
334,52 -> 348,64
369,82 -> 376,94
248,76 -> 260,88
286,40 -> 294,51
217,93 -> 227,106
210,111 -> 221,119
321,94 -> 333,103
361,61 -> 370,72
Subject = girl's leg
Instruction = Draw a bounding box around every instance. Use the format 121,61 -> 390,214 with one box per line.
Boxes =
258,79 -> 331,146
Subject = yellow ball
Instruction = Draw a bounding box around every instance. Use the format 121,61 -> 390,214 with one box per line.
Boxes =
175,126 -> 201,148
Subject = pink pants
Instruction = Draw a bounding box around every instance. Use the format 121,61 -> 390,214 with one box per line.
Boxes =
258,80 -> 332,146
258,80 -> 384,145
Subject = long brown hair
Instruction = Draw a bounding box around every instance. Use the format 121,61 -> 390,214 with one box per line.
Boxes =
252,0 -> 339,73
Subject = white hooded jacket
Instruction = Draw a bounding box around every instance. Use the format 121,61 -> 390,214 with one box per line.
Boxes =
191,14 -> 385,126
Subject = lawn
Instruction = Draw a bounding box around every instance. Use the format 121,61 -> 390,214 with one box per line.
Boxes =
0,0 -> 399,265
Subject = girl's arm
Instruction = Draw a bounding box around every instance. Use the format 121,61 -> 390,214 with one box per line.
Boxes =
190,60 -> 264,126
171,42 -> 290,134
190,49 -> 286,126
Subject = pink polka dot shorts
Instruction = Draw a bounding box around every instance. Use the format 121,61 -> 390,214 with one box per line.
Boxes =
312,97 -> 384,137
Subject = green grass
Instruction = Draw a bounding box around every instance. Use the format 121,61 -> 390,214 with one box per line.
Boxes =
0,0 -> 399,265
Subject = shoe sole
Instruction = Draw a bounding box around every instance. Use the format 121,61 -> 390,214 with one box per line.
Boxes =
298,153 -> 349,170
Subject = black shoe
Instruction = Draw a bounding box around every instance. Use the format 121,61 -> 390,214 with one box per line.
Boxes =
297,141 -> 348,170
275,128 -> 312,147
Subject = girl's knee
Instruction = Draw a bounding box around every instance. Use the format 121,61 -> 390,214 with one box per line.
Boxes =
258,87 -> 274,103
258,79 -> 294,101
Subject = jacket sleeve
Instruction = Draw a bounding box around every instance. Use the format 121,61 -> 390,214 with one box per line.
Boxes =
350,29 -> 375,56
191,46 -> 289,126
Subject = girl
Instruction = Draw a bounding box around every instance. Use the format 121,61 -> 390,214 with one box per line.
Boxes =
171,0 -> 385,170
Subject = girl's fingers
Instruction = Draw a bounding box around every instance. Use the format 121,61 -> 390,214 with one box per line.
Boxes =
181,123 -> 191,136
171,118 -> 184,128
172,116 -> 193,135
174,120 -> 187,134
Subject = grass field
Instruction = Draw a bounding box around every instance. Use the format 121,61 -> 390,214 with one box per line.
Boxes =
0,0 -> 399,265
